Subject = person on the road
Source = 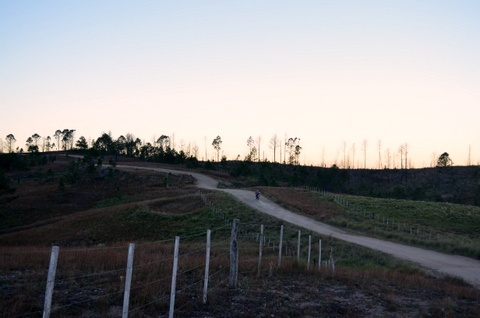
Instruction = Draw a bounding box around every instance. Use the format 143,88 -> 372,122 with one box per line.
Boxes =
255,189 -> 261,200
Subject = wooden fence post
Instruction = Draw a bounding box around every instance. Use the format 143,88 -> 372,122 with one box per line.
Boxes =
169,236 -> 180,318
43,245 -> 59,318
318,239 -> 322,269
277,225 -> 284,268
329,247 -> 335,273
203,230 -> 211,304
229,219 -> 240,288
122,243 -> 135,318
307,235 -> 312,270
297,230 -> 301,261
257,224 -> 264,277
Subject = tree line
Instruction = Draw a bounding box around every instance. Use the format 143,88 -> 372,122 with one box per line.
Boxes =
2,131 -> 457,169
3,130 -> 76,153
1,130 -> 210,168
1,131 -> 306,166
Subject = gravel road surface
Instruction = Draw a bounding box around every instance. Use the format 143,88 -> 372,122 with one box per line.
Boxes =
119,165 -> 480,288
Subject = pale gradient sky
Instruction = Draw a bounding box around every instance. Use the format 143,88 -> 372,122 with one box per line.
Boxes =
1,1 -> 479,167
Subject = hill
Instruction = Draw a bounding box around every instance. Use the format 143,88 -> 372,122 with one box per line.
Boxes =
218,160 -> 480,206
0,153 -> 479,317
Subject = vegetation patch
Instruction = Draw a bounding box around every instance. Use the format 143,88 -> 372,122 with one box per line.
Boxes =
259,187 -> 480,260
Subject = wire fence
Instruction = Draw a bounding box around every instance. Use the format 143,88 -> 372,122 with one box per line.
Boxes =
300,185 -> 478,247
0,200 -> 330,318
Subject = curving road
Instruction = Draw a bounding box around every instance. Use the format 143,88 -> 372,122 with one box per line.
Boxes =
119,165 -> 480,288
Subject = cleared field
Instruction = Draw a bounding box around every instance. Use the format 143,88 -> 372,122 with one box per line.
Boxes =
260,187 -> 480,260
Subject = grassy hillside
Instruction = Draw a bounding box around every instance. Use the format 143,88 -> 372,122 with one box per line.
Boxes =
218,160 -> 480,206
258,187 -> 480,260
0,155 -> 479,317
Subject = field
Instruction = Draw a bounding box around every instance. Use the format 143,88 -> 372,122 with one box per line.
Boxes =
1,156 -> 479,317
259,187 -> 480,260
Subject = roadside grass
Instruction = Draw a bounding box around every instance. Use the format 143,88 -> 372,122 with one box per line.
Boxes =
339,194 -> 480,234
259,187 -> 480,260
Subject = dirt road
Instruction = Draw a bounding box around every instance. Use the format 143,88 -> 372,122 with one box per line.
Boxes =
120,165 -> 480,288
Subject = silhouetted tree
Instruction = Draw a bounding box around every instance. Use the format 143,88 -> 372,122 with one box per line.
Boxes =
125,133 -> 141,157
246,136 -> 254,161
398,143 -> 409,169
116,135 -> 126,154
157,135 -> 170,151
256,136 -> 262,162
248,146 -> 257,162
285,137 -> 301,164
437,152 -> 453,167
26,137 -> 33,150
212,136 -> 222,161
94,133 -> 115,153
5,134 -> 16,153
404,143 -> 409,168
42,136 -> 52,152
351,143 -> 356,168
191,144 -> 199,159
139,142 -> 154,160
26,137 -> 38,153
294,144 -> 302,164
377,140 -> 382,169
75,136 -> 88,150
31,133 -> 40,145
270,134 -> 281,163
54,130 -> 62,150
62,129 -> 75,150
362,139 -> 367,168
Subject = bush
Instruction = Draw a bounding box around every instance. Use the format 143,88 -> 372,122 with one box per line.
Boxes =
0,169 -> 10,192
230,161 -> 251,177
204,160 -> 214,170
185,156 -> 200,168
0,153 -> 26,171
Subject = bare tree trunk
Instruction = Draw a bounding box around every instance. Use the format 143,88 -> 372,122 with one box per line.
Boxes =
257,136 -> 262,162
378,140 -> 382,169
404,143 -> 408,169
362,139 -> 367,169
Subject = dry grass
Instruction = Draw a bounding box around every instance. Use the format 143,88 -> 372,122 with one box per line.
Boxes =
2,230 -> 480,317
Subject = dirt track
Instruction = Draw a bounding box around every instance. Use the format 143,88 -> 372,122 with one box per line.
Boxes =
119,165 -> 480,289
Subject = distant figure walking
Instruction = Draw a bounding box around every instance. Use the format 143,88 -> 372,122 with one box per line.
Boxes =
255,189 -> 261,200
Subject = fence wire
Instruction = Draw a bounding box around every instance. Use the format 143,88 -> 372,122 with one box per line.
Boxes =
2,219 -> 329,317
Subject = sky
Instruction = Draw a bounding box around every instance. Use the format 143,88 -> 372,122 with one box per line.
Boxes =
1,1 -> 479,168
